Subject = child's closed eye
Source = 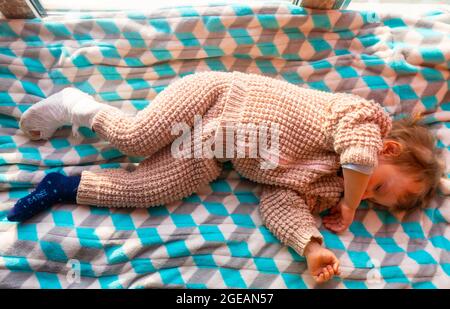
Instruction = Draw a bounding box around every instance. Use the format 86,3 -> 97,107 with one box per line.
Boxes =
375,183 -> 383,193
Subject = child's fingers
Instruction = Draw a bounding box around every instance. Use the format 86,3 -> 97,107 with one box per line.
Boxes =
331,222 -> 346,233
324,216 -> 341,225
326,265 -> 334,276
323,216 -> 336,224
336,225 -> 346,233
323,218 -> 333,225
330,210 -> 341,217
330,223 -> 347,234
326,225 -> 339,233
329,206 -> 340,214
324,212 -> 340,219
337,223 -> 348,233
324,220 -> 341,230
333,261 -> 340,275
322,268 -> 330,281
323,216 -> 340,225
324,213 -> 341,221
324,223 -> 340,233
323,222 -> 337,232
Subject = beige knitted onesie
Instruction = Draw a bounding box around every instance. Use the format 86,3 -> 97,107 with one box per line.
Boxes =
77,71 -> 392,256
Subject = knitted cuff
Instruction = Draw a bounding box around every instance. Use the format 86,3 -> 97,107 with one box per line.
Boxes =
214,71 -> 248,138
90,108 -> 120,139
339,145 -> 379,167
76,170 -> 101,206
222,72 -> 247,122
287,227 -> 324,256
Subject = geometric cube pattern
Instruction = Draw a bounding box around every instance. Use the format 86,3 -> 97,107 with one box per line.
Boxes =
0,3 -> 449,288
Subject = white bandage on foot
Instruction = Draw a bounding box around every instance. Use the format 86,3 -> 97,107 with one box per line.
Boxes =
20,87 -> 114,140
67,90 -> 115,138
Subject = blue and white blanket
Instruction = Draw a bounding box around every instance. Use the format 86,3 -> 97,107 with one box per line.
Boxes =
0,3 -> 449,288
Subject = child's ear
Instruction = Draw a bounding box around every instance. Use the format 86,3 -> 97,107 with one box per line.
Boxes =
381,140 -> 402,157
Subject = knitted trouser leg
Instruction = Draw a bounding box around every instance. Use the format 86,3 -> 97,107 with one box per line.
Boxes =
91,71 -> 232,157
76,146 -> 222,207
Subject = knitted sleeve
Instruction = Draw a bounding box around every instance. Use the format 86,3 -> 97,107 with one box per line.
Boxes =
325,94 -> 392,167
259,185 -> 323,256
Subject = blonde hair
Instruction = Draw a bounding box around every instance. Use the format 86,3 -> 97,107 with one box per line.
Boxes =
383,114 -> 446,212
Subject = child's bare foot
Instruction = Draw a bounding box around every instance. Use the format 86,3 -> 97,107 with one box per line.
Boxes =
304,240 -> 340,283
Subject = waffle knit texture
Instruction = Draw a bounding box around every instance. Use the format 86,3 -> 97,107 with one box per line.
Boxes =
76,71 -> 392,256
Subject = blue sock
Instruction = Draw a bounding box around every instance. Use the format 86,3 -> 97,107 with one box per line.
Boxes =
7,172 -> 81,222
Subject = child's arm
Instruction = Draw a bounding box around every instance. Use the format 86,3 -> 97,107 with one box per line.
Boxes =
323,168 -> 371,233
323,94 -> 391,233
259,185 -> 340,283
343,167 -> 371,209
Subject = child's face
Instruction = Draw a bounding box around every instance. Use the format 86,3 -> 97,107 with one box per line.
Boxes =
361,161 -> 423,209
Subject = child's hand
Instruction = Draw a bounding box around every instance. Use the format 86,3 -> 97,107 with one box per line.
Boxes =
322,197 -> 356,233
304,240 -> 340,283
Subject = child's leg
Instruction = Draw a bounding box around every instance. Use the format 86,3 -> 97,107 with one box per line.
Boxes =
8,146 -> 222,221
76,146 -> 222,207
20,71 -> 232,157
90,72 -> 230,157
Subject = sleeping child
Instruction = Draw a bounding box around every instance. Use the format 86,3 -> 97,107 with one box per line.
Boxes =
8,71 -> 444,283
